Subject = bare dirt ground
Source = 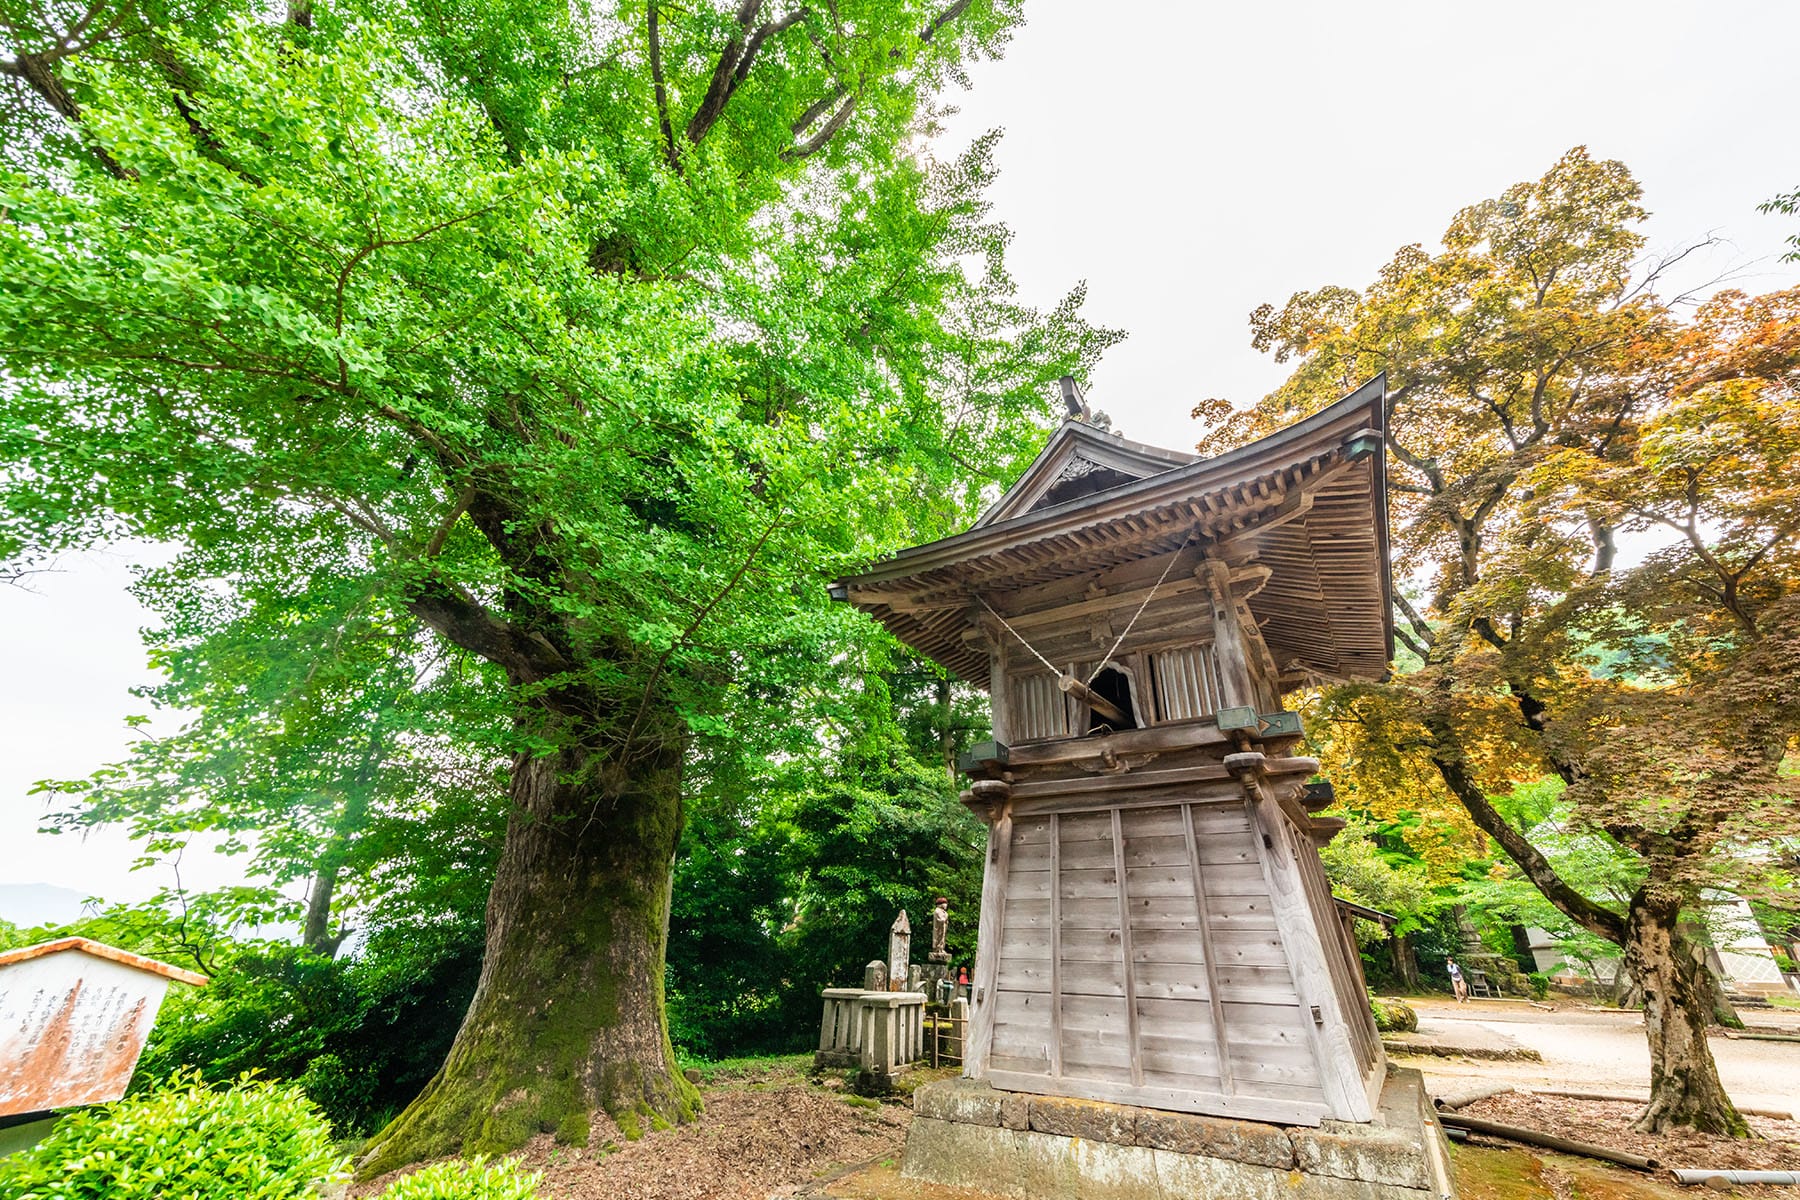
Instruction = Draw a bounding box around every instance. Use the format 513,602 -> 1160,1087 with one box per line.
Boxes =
1457,1091 -> 1800,1172
355,1064 -> 921,1200
357,1002 -> 1800,1200
509,1085 -> 910,1200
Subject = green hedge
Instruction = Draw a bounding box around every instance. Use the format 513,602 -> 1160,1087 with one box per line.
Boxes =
0,1073 -> 342,1200
374,1158 -> 545,1200
0,1075 -> 543,1200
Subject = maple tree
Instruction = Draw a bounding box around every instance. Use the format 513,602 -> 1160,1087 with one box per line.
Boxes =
1201,149 -> 1800,1135
0,0 -> 1118,1171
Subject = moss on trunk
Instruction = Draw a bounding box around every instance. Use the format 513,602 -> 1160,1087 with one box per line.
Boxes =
357,733 -> 700,1177
1624,882 -> 1750,1138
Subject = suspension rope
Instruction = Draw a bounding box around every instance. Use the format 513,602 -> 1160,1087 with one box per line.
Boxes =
974,526 -> 1199,686
977,594 -> 1065,677
1085,527 -> 1196,685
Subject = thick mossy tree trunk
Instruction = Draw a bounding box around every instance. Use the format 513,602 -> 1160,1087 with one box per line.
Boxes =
1675,918 -> 1744,1030
358,727 -> 698,1176
1624,882 -> 1749,1136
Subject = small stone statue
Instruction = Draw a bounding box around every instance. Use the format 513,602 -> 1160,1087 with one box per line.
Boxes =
863,960 -> 887,991
928,896 -> 950,964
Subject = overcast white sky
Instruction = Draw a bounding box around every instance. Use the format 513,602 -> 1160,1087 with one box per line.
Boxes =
4,0 -> 1799,912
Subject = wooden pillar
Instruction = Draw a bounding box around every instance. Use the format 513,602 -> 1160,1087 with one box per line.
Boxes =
1199,557 -> 1279,714
981,613 -> 1011,745
963,795 -> 1012,1079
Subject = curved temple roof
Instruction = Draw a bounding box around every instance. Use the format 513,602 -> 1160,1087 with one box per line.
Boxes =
835,377 -> 1394,688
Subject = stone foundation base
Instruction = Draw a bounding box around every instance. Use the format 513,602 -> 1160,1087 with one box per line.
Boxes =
903,1068 -> 1453,1200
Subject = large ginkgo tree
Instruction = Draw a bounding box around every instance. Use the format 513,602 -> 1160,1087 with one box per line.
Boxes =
0,0 -> 1119,1170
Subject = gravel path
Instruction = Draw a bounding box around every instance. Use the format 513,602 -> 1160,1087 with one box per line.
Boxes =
1392,997 -> 1800,1114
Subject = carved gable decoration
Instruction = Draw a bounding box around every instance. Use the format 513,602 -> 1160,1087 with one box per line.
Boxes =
974,421 -> 1198,529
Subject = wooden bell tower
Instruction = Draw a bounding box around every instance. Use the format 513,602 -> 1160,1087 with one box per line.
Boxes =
834,377 -> 1393,1127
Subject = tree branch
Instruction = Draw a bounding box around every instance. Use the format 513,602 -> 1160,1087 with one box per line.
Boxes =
790,85 -> 845,136
1393,590 -> 1435,648
647,1 -> 681,175
1470,615 -> 1508,651
2,52 -> 132,177
778,0 -> 965,160
424,484 -> 476,558
1588,516 -> 1616,577
405,578 -> 571,683
145,36 -> 264,184
1729,517 -> 1800,582
685,3 -> 810,146
781,90 -> 855,160
919,0 -> 971,42
1426,710 -> 1627,945
610,511 -> 785,803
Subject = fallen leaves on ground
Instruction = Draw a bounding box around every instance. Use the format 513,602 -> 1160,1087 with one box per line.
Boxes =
358,1083 -> 909,1200
1458,1092 -> 1800,1172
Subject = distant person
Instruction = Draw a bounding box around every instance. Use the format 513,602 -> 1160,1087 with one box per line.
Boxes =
1446,957 -> 1468,1003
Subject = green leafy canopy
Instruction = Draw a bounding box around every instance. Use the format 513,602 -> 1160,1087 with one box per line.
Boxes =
1,0 -> 1121,940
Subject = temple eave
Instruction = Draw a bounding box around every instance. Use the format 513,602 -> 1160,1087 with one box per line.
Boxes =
845,453 -> 1387,689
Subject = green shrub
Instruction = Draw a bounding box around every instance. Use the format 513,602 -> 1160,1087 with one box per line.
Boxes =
136,922 -> 486,1135
1526,971 -> 1552,1000
374,1157 -> 544,1199
0,1072 -> 346,1200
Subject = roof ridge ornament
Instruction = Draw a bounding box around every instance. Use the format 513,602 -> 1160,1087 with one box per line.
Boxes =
1059,375 -> 1113,433
1059,375 -> 1089,420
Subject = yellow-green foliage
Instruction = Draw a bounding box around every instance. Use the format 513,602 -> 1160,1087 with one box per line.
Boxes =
373,1156 -> 545,1199
0,1072 -> 346,1200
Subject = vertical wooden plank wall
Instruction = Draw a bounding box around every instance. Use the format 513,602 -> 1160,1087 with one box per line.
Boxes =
959,550 -> 1378,1123
1150,646 -> 1223,721
980,792 -> 1336,1123
1241,768 -> 1376,1122
963,802 -> 1013,1078
1292,825 -> 1384,1076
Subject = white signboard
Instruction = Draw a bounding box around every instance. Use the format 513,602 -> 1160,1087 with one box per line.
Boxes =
0,938 -> 206,1117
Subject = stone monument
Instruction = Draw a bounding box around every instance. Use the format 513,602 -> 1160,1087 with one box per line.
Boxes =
888,910 -> 911,993
920,896 -> 953,997
1453,906 -> 1529,996
816,915 -> 927,1086
832,376 -> 1455,1199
